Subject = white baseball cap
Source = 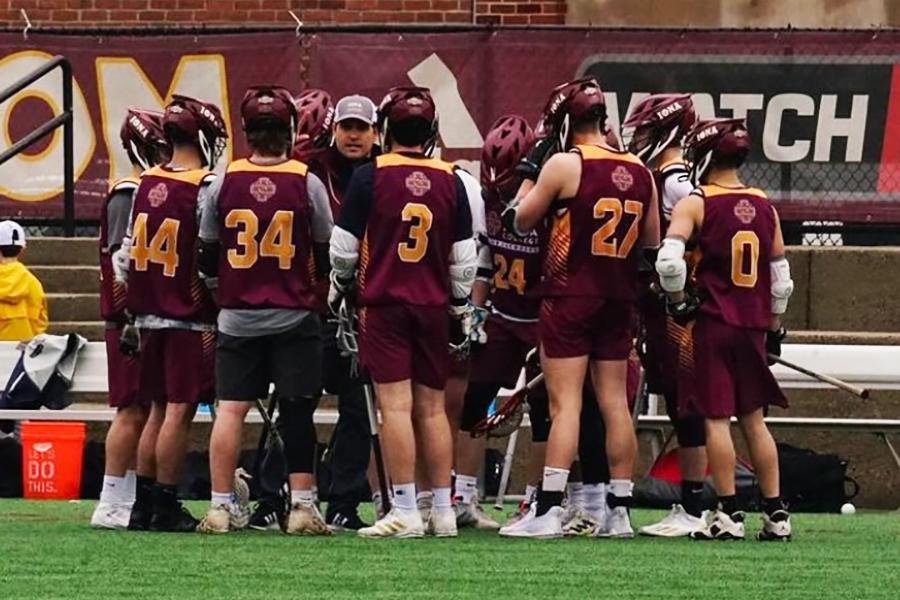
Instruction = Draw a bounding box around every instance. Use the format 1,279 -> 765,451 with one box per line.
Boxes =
0,221 -> 26,247
334,95 -> 377,125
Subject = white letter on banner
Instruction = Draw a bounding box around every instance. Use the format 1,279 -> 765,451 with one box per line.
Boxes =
604,92 -> 622,133
407,53 -> 482,175
95,55 -> 232,181
0,51 -> 95,202
814,94 -> 868,162
720,94 -> 764,120
763,94 -> 814,162
690,94 -> 717,121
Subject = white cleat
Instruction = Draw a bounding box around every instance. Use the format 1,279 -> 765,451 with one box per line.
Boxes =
196,504 -> 231,534
90,502 -> 132,530
690,510 -> 746,541
639,504 -> 705,538
358,508 -> 425,539
757,510 -> 792,542
427,508 -> 458,538
286,502 -> 331,536
499,504 -> 563,539
456,500 -> 501,530
596,506 -> 634,539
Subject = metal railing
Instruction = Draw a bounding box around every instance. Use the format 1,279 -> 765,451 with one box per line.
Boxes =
0,55 -> 74,237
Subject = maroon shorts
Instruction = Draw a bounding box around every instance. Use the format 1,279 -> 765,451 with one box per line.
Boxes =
691,316 -> 788,419
469,314 -> 537,388
539,296 -> 634,360
137,328 -> 215,405
359,304 -> 449,389
105,326 -> 141,408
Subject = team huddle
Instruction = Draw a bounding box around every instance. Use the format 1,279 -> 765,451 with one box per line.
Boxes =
90,74 -> 795,542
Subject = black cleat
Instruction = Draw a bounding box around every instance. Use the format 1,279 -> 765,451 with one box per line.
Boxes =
149,501 -> 199,533
326,510 -> 369,532
249,502 -> 284,531
127,501 -> 153,531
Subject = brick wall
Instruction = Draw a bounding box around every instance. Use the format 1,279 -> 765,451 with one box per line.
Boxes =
0,0 -> 566,28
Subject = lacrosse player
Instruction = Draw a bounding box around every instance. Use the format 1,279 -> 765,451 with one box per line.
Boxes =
195,86 -> 333,535
91,109 -> 170,530
657,118 -> 792,541
622,94 -> 710,536
113,95 -> 226,532
499,77 -> 660,539
329,86 -> 477,538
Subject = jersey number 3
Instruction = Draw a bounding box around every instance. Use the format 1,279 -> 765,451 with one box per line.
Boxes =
398,203 -> 433,263
591,198 -> 643,258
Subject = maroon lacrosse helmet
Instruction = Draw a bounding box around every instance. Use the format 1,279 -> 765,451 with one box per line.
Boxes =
377,86 -> 438,153
241,85 -> 297,133
120,108 -> 170,171
293,88 -> 335,157
162,94 -> 228,168
622,93 -> 696,163
538,76 -> 606,151
481,115 -> 535,197
684,118 -> 751,185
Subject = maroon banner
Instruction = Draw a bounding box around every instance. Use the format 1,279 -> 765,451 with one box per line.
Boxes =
3,29 -> 900,223
0,32 -> 301,221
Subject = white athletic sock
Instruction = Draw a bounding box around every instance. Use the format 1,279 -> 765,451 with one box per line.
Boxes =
211,491 -> 232,507
100,475 -> 127,504
433,487 -> 453,509
291,490 -> 315,505
567,481 -> 585,508
524,484 -> 537,503
608,479 -> 634,499
393,483 -> 417,512
455,474 -> 478,504
123,470 -> 137,504
541,467 -> 569,493
583,483 -> 607,513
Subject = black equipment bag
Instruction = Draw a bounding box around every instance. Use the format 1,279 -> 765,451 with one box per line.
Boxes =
777,443 -> 859,513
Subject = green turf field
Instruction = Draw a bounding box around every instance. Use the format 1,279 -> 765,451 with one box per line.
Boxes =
0,500 -> 897,600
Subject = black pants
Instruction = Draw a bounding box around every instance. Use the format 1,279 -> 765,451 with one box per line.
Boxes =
321,320 -> 371,516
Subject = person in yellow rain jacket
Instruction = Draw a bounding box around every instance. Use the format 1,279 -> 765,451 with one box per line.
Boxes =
0,220 -> 48,342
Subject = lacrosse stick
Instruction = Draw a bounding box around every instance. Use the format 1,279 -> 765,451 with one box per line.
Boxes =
493,429 -> 519,511
254,397 -> 289,493
336,297 -> 391,513
769,354 -> 870,399
472,372 -> 544,438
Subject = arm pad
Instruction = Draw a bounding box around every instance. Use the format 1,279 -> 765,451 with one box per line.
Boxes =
330,226 -> 360,280
770,257 -> 794,315
450,238 -> 478,300
655,237 -> 687,293
476,243 -> 493,283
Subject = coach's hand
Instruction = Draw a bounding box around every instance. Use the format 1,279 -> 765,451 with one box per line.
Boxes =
328,272 -> 354,317
766,327 -> 787,365
666,293 -> 700,326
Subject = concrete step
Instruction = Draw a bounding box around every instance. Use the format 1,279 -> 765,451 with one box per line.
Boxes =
22,237 -> 98,266
30,265 -> 100,294
47,321 -> 105,341
47,293 -> 99,322
788,330 -> 900,345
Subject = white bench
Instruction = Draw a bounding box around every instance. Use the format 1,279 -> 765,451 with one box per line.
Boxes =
1,341 -> 899,459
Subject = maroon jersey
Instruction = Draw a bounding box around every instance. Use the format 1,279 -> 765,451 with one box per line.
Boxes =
126,166 -> 216,323
216,159 -> 317,310
543,145 -> 654,300
357,153 -> 461,307
483,188 -> 547,320
99,177 -> 138,323
695,184 -> 776,330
